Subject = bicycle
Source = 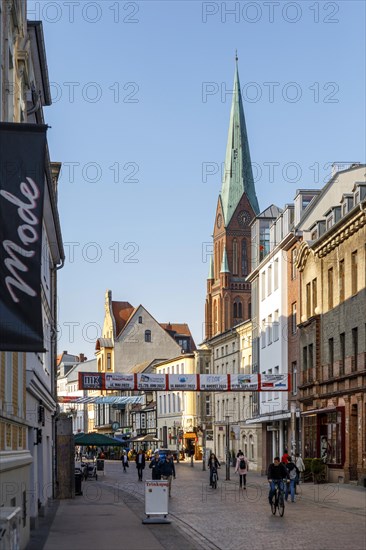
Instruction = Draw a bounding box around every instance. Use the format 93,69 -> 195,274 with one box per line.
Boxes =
269,479 -> 286,517
211,467 -> 219,489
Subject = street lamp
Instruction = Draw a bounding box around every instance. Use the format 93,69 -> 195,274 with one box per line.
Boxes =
225,416 -> 230,481
202,423 -> 206,471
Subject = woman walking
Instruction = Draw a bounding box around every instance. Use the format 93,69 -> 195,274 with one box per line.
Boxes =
235,451 -> 248,490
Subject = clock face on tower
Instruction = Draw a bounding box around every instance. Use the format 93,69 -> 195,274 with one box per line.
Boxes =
217,213 -> 222,228
237,210 -> 251,227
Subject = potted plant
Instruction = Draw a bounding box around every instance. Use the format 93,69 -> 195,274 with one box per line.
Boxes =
303,458 -> 313,482
311,458 -> 327,483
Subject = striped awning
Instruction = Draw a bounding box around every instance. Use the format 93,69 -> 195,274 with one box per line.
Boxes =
58,395 -> 143,405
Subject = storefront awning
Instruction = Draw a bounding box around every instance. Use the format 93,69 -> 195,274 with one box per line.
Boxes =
245,411 -> 292,424
302,407 -> 336,417
184,432 -> 197,439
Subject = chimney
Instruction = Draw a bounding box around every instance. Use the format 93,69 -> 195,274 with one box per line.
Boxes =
79,353 -> 86,363
63,350 -> 68,355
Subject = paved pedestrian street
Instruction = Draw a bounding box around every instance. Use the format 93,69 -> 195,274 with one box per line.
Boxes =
100,460 -> 365,550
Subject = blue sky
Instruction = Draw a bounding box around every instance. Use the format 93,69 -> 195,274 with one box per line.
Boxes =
28,1 -> 365,358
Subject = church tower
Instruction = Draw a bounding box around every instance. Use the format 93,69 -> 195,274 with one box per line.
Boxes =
205,57 -> 260,340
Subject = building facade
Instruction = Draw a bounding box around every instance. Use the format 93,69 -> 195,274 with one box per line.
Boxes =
296,164 -> 366,484
0,3 -> 64,547
155,354 -> 197,456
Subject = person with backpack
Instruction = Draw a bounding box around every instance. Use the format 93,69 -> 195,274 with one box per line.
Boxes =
285,456 -> 299,503
235,451 -> 248,490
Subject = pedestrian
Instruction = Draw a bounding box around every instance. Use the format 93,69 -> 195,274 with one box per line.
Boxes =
149,451 -> 161,480
207,453 -> 220,487
235,451 -> 248,490
190,447 -> 195,467
135,449 -> 145,481
121,451 -> 129,473
285,456 -> 299,503
281,448 -> 290,464
236,449 -> 243,458
294,452 -> 305,492
159,452 -> 176,497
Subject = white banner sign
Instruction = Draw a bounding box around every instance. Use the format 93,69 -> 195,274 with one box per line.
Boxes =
200,374 -> 228,391
168,374 -> 197,391
137,373 -> 167,390
105,373 -> 135,390
231,374 -> 259,390
260,374 -> 289,391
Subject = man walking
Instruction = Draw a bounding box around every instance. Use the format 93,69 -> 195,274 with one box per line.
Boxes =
149,451 -> 161,480
135,449 -> 145,481
159,452 -> 176,497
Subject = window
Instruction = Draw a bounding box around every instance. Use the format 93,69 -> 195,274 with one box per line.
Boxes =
328,338 -> 334,378
339,260 -> 345,302
261,320 -> 266,348
303,346 -> 308,369
145,330 -> 151,342
274,259 -> 279,290
351,251 -> 358,294
291,362 -> 297,395
291,302 -> 297,334
233,239 -> 238,275
107,353 -> 112,370
328,268 -> 333,309
268,265 -> 272,295
273,310 -> 279,341
352,328 -> 358,371
309,344 -> 314,371
306,283 -> 311,318
241,239 -> 248,277
267,315 -> 273,345
138,316 -> 142,323
291,248 -> 297,280
205,395 -> 211,416
312,278 -> 317,314
261,271 -> 265,300
340,333 -> 345,376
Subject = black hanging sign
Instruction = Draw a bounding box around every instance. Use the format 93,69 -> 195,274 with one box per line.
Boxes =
0,122 -> 48,352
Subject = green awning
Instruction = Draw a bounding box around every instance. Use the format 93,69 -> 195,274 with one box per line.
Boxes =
74,432 -> 125,446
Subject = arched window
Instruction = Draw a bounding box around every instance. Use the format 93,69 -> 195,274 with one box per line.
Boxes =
249,434 -> 255,460
233,302 -> 238,318
233,239 -> 238,275
241,239 -> 248,277
145,330 -> 151,342
238,302 -> 242,318
243,435 -> 248,458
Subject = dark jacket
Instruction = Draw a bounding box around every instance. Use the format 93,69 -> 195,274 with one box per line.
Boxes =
267,462 -> 289,480
207,457 -> 220,471
159,458 -> 175,477
135,453 -> 146,469
149,457 -> 161,480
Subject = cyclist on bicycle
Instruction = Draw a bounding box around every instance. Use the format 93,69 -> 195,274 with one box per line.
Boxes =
267,456 -> 289,504
208,453 -> 220,486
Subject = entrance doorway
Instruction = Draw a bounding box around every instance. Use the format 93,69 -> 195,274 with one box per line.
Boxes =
349,404 -> 358,481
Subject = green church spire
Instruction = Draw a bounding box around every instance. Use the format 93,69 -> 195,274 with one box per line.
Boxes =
220,56 -> 260,224
220,246 -> 230,273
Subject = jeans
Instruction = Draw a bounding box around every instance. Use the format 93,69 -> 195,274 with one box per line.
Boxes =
285,479 -> 295,502
137,466 -> 143,481
210,469 -> 218,485
269,480 -> 284,502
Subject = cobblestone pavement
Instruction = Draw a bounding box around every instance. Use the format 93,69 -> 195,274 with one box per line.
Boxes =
100,459 -> 366,550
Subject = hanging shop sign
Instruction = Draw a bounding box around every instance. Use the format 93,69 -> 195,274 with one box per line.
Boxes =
0,123 -> 48,352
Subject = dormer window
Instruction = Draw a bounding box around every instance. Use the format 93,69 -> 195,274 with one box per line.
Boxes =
311,230 -> 317,240
354,191 -> 360,204
342,203 -> 347,216
326,216 -> 333,230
